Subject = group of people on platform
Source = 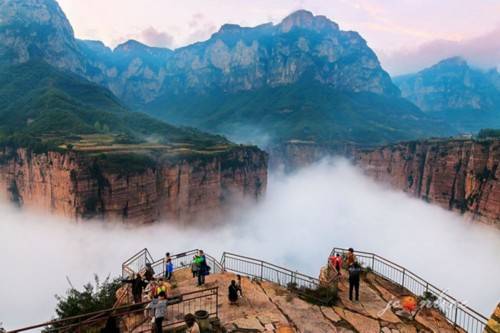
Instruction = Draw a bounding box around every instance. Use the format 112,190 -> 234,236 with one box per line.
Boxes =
329,248 -> 362,302
120,250 -> 207,333
119,248 -> 363,332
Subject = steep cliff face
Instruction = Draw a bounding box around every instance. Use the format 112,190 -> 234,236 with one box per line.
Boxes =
0,147 -> 267,223
353,139 -> 500,226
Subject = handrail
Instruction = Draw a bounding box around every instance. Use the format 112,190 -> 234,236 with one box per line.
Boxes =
220,251 -> 334,305
8,287 -> 219,333
331,247 -> 487,333
221,251 -> 321,284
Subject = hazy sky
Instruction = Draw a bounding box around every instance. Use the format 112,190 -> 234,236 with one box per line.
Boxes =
56,0 -> 500,74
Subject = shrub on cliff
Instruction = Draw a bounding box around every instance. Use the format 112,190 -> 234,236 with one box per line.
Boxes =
53,275 -> 121,321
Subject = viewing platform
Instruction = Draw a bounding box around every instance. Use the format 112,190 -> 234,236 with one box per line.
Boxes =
8,248 -> 493,333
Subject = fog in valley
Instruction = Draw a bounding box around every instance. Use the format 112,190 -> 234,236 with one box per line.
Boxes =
1,158 -> 499,329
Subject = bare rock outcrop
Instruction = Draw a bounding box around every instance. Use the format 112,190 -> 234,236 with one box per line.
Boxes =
0,146 -> 267,223
353,139 -> 500,227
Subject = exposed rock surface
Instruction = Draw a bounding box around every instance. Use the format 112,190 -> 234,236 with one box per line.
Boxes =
0,1 -> 399,105
120,268 -> 464,333
353,139 -> 500,227
0,147 -> 267,223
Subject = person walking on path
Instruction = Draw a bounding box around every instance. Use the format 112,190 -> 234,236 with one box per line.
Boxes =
348,262 -> 362,302
146,291 -> 167,333
122,274 -> 147,304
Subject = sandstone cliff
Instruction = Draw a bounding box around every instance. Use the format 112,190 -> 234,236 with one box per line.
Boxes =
353,139 -> 500,227
0,146 -> 267,223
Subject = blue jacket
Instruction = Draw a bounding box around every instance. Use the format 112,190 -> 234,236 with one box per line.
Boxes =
166,262 -> 174,273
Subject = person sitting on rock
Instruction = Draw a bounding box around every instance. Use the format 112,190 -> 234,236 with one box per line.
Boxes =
348,262 -> 362,302
184,313 -> 200,333
122,273 -> 147,304
228,280 -> 239,305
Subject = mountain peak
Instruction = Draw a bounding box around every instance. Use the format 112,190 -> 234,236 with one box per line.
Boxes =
218,23 -> 243,34
435,56 -> 468,68
279,9 -> 339,33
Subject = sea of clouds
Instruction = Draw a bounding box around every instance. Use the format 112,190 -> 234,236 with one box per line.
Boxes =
1,158 -> 499,329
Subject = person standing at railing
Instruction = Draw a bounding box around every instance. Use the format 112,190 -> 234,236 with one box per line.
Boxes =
348,262 -> 362,302
164,252 -> 171,278
146,291 -> 167,333
347,248 -> 356,268
191,255 -> 200,278
196,250 -> 209,286
122,273 -> 147,304
165,258 -> 174,281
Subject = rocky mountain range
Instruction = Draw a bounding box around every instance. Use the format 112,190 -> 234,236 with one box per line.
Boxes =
395,57 -> 500,133
0,0 -> 455,148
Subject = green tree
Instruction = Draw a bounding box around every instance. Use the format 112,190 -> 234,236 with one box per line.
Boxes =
54,275 -> 121,320
477,128 -> 500,139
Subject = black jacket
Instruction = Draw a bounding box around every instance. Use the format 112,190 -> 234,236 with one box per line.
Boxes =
123,277 -> 147,296
348,266 -> 362,283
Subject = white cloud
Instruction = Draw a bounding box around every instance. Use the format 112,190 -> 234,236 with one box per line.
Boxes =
1,158 -> 499,329
380,25 -> 500,75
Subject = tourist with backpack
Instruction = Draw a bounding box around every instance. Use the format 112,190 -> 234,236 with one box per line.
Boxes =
197,250 -> 210,286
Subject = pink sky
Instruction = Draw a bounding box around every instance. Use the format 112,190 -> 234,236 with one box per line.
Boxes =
57,0 -> 500,75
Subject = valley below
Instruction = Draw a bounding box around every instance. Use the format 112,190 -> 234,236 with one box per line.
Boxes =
1,158 -> 499,330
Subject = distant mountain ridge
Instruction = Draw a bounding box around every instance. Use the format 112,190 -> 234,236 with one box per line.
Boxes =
0,0 -> 456,147
395,57 -> 500,132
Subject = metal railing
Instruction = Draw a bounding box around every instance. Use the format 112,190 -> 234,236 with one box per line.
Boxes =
331,248 -> 487,333
7,287 -> 218,333
122,248 -> 154,278
150,250 -> 224,279
220,252 -> 335,304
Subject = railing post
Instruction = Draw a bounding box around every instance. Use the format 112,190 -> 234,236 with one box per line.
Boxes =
260,261 -> 264,281
454,302 -> 458,327
371,255 -> 375,270
401,268 -> 406,290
